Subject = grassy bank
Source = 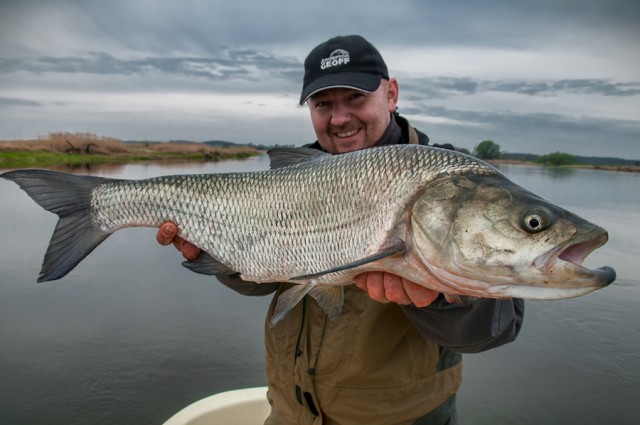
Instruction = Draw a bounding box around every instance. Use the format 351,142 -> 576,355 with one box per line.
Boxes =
0,132 -> 260,169
489,159 -> 640,173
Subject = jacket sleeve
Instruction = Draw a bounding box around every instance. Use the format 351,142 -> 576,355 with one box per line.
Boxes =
402,297 -> 524,353
215,273 -> 280,296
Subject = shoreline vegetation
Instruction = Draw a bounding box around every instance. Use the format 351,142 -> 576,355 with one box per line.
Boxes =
0,132 -> 260,170
0,132 -> 637,173
488,158 -> 640,173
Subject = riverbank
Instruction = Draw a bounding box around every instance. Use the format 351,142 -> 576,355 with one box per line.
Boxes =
488,159 -> 640,173
0,133 -> 260,169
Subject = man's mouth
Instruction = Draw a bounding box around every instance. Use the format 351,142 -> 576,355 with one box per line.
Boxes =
335,129 -> 360,138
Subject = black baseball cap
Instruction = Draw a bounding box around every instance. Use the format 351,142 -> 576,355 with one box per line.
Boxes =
299,35 -> 389,105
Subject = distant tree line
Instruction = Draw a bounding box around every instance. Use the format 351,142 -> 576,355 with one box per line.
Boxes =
203,140 -> 294,150
464,139 -> 637,166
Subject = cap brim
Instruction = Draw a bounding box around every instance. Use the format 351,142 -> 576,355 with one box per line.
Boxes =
299,73 -> 382,105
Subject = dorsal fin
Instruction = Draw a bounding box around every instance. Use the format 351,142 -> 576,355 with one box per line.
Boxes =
267,147 -> 328,169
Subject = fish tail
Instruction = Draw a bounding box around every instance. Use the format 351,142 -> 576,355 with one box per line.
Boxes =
2,169 -> 113,282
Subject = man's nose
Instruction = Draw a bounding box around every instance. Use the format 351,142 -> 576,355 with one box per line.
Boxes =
330,103 -> 351,126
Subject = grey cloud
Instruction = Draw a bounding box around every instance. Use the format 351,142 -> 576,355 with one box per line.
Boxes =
401,77 -> 640,100
4,0 -> 639,57
0,97 -> 43,107
0,50 -> 302,83
400,78 -> 479,99
404,103 -> 640,156
407,103 -> 639,132
489,80 -> 640,97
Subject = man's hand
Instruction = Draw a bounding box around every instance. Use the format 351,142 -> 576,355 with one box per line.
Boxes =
354,272 -> 440,307
156,221 -> 201,261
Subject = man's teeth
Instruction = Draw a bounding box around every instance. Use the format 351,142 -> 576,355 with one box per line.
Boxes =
336,129 -> 358,138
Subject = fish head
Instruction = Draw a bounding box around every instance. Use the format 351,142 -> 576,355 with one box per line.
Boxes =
410,173 -> 616,300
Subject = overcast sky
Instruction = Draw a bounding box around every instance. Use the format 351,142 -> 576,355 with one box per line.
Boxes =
1,0 -> 639,159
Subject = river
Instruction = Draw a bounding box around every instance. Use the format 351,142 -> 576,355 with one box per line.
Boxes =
0,157 -> 638,425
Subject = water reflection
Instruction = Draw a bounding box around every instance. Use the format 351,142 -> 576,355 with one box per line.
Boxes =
495,163 -> 576,180
2,156 -> 267,176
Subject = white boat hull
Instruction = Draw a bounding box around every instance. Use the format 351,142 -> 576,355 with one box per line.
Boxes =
164,387 -> 270,425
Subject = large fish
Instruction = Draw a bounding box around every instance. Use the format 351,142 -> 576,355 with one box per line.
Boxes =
2,145 -> 615,325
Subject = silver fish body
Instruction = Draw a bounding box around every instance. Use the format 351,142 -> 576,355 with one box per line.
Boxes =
1,145 -> 616,324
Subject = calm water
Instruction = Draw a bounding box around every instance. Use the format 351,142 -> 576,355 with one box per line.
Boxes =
0,158 -> 638,425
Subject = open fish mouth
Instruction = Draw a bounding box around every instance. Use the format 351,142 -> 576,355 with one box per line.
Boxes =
482,231 -> 616,299
533,230 -> 615,285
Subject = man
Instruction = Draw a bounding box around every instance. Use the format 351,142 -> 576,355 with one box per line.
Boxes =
157,35 -> 524,425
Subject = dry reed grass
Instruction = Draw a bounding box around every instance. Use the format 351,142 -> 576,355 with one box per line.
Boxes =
141,142 -> 256,156
0,132 -> 257,157
0,132 -> 127,155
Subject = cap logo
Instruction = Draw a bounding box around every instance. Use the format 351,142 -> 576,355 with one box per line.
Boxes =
320,49 -> 350,70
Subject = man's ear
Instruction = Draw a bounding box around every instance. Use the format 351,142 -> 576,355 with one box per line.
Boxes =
386,78 -> 399,113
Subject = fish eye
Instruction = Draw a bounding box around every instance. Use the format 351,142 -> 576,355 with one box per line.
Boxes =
522,209 -> 551,233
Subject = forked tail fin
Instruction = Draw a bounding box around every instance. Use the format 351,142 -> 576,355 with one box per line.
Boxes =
2,169 -> 114,282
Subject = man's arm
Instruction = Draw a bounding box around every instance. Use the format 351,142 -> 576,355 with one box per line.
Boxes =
402,297 -> 525,353
354,271 -> 524,352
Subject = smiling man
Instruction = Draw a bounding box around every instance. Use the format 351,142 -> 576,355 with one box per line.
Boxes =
158,35 -> 524,425
300,35 -> 400,154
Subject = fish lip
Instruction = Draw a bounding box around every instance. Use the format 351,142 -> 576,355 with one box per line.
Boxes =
533,229 -> 616,285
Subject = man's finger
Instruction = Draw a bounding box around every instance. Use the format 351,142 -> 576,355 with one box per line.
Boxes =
181,242 -> 201,261
157,222 -> 178,245
365,272 -> 389,304
402,278 -> 440,308
354,274 -> 367,290
383,273 -> 412,305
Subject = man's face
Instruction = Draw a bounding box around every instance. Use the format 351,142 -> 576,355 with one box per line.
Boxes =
306,78 -> 399,154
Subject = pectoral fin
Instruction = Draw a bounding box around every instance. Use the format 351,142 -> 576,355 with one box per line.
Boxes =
291,239 -> 406,280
